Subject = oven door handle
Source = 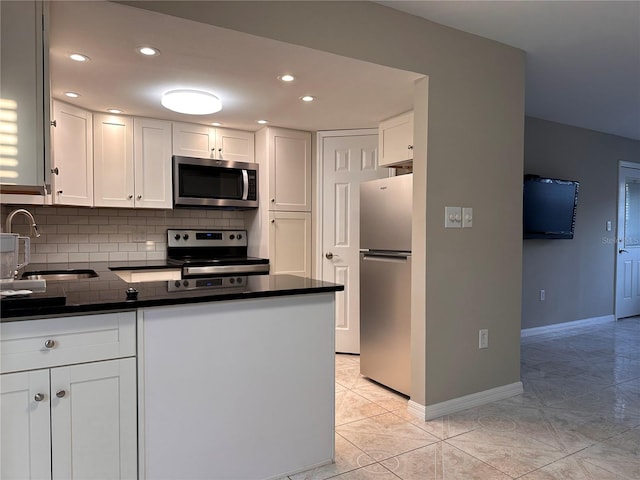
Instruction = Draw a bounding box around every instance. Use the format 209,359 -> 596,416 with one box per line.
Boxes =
241,169 -> 249,200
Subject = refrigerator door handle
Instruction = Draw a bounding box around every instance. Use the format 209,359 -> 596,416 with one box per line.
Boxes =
362,253 -> 410,263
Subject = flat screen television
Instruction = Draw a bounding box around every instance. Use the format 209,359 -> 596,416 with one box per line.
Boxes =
523,175 -> 579,239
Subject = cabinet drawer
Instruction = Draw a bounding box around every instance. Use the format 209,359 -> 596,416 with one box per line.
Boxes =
1,311 -> 136,373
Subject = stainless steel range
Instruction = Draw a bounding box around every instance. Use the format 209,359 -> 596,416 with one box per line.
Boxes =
166,229 -> 269,278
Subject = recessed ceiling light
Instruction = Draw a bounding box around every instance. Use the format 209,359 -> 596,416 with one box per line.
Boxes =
138,46 -> 160,57
279,74 -> 295,82
301,95 -> 315,102
69,53 -> 90,62
64,92 -> 80,98
161,89 -> 222,115
107,109 -> 123,114
211,122 -> 223,126
257,120 -> 268,125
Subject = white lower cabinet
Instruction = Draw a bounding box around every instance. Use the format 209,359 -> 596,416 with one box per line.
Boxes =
269,211 -> 312,277
0,312 -> 137,480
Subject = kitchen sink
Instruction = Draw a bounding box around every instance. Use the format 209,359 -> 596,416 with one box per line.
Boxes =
21,269 -> 99,281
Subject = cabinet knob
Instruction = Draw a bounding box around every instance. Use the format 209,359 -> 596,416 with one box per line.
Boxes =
34,393 -> 45,402
44,339 -> 56,349
271,219 -> 275,224
56,190 -> 63,195
56,390 -> 66,398
51,167 -> 59,175
50,120 -> 57,127
271,198 -> 275,203
408,145 -> 414,150
137,195 -> 142,200
128,194 -> 133,199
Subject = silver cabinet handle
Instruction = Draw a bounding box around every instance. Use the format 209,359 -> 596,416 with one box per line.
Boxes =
325,252 -> 334,259
56,190 -> 63,195
137,195 -> 142,200
408,145 -> 414,150
45,339 -> 56,349
56,390 -> 66,398
34,393 -> 45,402
619,249 -> 629,254
50,120 -> 57,127
128,194 -> 133,199
51,167 -> 59,175
271,198 -> 275,203
271,219 -> 275,224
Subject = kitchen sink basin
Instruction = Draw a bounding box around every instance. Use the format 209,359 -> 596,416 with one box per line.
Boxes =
21,269 -> 99,281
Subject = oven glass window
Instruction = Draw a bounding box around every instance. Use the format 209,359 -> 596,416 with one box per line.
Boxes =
179,164 -> 243,199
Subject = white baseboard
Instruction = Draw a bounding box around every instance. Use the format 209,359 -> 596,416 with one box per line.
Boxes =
521,315 -> 615,338
408,382 -> 523,421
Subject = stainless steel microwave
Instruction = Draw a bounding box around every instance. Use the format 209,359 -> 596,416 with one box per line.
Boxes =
173,156 -> 258,209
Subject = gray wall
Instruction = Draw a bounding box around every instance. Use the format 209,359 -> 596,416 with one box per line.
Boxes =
126,1 -> 525,407
523,117 -> 640,329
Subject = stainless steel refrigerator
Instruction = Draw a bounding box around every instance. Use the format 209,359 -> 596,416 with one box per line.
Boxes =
359,173 -> 412,395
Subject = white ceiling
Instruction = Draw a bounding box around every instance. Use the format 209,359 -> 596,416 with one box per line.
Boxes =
49,1 -> 422,133
379,0 -> 640,141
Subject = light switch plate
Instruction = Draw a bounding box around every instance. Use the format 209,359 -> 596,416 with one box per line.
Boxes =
462,207 -> 473,228
445,206 -> 462,228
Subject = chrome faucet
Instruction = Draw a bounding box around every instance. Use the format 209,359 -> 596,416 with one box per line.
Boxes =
5,208 -> 40,237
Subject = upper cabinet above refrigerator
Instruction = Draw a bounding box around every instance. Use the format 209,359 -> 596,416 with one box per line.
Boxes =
378,111 -> 413,168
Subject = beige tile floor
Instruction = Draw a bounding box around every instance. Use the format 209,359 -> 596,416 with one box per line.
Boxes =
290,317 -> 640,479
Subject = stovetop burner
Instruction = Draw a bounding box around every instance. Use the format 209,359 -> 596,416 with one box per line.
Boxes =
166,229 -> 269,278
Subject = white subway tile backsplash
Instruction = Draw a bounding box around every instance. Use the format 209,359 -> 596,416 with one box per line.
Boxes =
1,205 -> 246,264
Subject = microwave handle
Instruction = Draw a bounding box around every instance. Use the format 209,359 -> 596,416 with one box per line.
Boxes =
241,170 -> 249,200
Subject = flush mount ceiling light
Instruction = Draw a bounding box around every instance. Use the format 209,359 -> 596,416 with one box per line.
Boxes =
161,89 -> 222,115
64,92 -> 80,98
137,46 -> 160,57
211,122 -> 223,126
278,74 -> 295,82
107,109 -> 123,114
300,95 -> 315,102
69,53 -> 90,62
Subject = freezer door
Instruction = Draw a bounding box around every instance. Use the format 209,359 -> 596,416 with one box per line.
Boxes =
360,174 -> 412,252
359,252 -> 411,395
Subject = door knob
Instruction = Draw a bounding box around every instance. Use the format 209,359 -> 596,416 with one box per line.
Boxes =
325,252 -> 334,259
619,249 -> 629,254
56,390 -> 66,398
34,393 -> 45,402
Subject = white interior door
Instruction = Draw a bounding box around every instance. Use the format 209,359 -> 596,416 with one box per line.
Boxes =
321,131 -> 389,353
616,162 -> 640,319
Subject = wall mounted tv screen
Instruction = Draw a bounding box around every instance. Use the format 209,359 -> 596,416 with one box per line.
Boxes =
523,175 -> 579,239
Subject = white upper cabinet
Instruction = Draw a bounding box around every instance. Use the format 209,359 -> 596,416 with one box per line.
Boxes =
268,127 -> 312,212
93,114 -> 134,208
94,115 -> 172,209
51,101 -> 94,207
134,118 -> 173,209
172,122 -> 254,163
0,0 -> 49,189
379,111 -> 414,167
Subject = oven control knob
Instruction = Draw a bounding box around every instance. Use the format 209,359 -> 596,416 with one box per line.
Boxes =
237,234 -> 242,240
237,277 -> 242,284
229,234 -> 235,240
174,281 -> 181,288
183,234 -> 189,240
183,280 -> 190,288
174,234 -> 181,241
230,278 -> 235,284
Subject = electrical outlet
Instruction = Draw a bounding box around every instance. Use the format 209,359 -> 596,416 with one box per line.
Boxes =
479,329 -> 489,349
539,289 -> 545,301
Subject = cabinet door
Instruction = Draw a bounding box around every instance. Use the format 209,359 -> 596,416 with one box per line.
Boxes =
379,111 -> 414,167
93,114 -> 134,208
51,101 -> 93,206
134,118 -> 172,209
269,211 -> 312,277
0,0 -> 47,187
269,128 -> 312,211
214,128 -> 255,163
172,122 -> 214,158
1,370 -> 52,480
51,358 -> 137,480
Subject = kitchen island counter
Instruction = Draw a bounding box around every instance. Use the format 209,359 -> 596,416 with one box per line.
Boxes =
1,262 -> 343,320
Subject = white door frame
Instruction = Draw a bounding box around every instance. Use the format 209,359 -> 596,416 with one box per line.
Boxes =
615,159 -> 640,319
313,129 -> 379,279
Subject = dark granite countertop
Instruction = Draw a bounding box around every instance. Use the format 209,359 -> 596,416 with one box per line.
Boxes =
0,262 -> 343,321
